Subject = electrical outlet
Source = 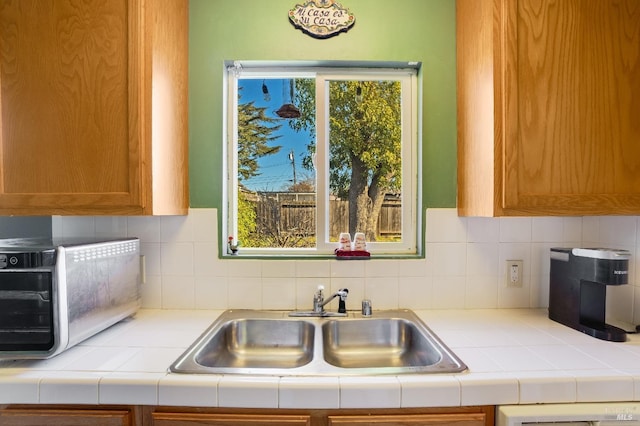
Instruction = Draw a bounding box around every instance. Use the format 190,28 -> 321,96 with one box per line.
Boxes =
506,260 -> 523,288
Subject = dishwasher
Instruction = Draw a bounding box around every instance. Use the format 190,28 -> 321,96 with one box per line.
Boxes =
498,403 -> 640,426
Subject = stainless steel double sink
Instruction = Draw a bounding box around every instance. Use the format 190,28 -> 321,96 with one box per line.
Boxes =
169,309 -> 467,376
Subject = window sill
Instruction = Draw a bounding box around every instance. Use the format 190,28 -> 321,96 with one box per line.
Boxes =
221,253 -> 424,260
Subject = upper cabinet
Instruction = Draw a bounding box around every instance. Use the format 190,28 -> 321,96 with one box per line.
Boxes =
0,0 -> 188,215
457,0 -> 640,216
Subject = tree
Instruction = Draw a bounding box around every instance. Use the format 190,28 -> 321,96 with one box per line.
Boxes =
236,189 -> 257,246
287,177 -> 315,193
237,94 -> 282,182
236,90 -> 283,245
291,79 -> 402,241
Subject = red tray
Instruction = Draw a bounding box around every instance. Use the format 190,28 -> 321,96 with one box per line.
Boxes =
335,249 -> 370,259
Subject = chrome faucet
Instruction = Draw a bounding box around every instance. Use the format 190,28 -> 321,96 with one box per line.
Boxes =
289,285 -> 349,317
313,285 -> 349,314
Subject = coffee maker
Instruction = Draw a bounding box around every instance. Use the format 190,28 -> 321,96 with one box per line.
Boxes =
549,247 -> 631,342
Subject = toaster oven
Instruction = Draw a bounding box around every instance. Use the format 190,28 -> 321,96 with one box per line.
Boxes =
0,237 -> 141,360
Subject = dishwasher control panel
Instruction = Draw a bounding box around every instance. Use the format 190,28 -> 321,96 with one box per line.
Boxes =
498,403 -> 640,426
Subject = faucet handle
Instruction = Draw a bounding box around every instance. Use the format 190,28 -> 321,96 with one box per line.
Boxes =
337,288 -> 349,313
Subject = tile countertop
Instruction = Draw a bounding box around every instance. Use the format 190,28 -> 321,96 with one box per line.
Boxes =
1,308 -> 640,408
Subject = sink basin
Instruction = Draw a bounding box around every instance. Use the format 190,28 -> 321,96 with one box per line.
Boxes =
322,318 -> 441,369
195,318 -> 315,369
169,309 -> 466,376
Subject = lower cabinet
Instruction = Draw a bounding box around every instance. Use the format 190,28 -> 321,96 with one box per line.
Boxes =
0,406 -> 494,426
150,412 -> 312,426
0,406 -> 137,426
148,406 -> 494,426
327,412 -> 487,426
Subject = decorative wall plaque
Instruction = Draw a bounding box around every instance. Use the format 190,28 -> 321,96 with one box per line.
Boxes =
289,0 -> 355,39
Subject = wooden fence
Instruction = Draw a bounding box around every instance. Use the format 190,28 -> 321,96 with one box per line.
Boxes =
252,192 -> 401,239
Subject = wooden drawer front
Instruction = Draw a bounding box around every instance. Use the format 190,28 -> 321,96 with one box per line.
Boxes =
0,408 -> 133,426
151,412 -> 311,426
328,412 -> 486,426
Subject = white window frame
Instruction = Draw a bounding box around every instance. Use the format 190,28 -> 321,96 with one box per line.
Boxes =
223,61 -> 420,257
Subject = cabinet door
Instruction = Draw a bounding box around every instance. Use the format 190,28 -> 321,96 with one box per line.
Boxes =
0,407 -> 133,426
0,0 -> 144,215
457,0 -> 640,216
327,412 -> 487,426
151,412 -> 311,426
502,0 -> 640,214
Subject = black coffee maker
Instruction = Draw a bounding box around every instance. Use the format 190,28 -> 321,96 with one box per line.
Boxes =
549,247 -> 631,342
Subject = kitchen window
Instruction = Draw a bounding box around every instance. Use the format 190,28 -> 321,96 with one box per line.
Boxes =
223,61 -> 420,256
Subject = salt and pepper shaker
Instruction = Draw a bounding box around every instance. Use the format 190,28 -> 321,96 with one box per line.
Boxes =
361,299 -> 372,316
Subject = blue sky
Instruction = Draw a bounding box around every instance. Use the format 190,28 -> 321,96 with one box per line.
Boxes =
238,79 -> 314,192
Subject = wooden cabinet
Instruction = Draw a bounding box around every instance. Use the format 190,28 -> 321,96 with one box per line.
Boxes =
0,406 -> 136,426
151,412 -> 311,426
0,406 -> 493,426
327,412 -> 487,426
0,0 -> 188,215
148,407 -> 493,426
457,0 -> 640,216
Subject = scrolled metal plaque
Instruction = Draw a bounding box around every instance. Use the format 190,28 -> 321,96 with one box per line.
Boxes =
289,0 -> 355,39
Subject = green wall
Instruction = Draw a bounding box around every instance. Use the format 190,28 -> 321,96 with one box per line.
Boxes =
188,0 -> 457,210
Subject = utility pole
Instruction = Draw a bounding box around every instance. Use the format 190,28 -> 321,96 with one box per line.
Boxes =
288,149 -> 297,187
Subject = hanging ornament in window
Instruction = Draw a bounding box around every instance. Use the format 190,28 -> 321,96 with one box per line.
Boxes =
276,79 -> 301,119
262,80 -> 271,102
288,0 -> 355,39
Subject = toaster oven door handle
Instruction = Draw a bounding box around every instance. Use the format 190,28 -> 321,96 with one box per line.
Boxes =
0,290 -> 50,302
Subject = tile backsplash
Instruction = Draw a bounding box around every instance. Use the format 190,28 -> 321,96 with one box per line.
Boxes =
52,208 -> 640,323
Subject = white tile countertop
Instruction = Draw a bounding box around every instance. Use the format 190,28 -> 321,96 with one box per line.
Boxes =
2,308 -> 640,408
